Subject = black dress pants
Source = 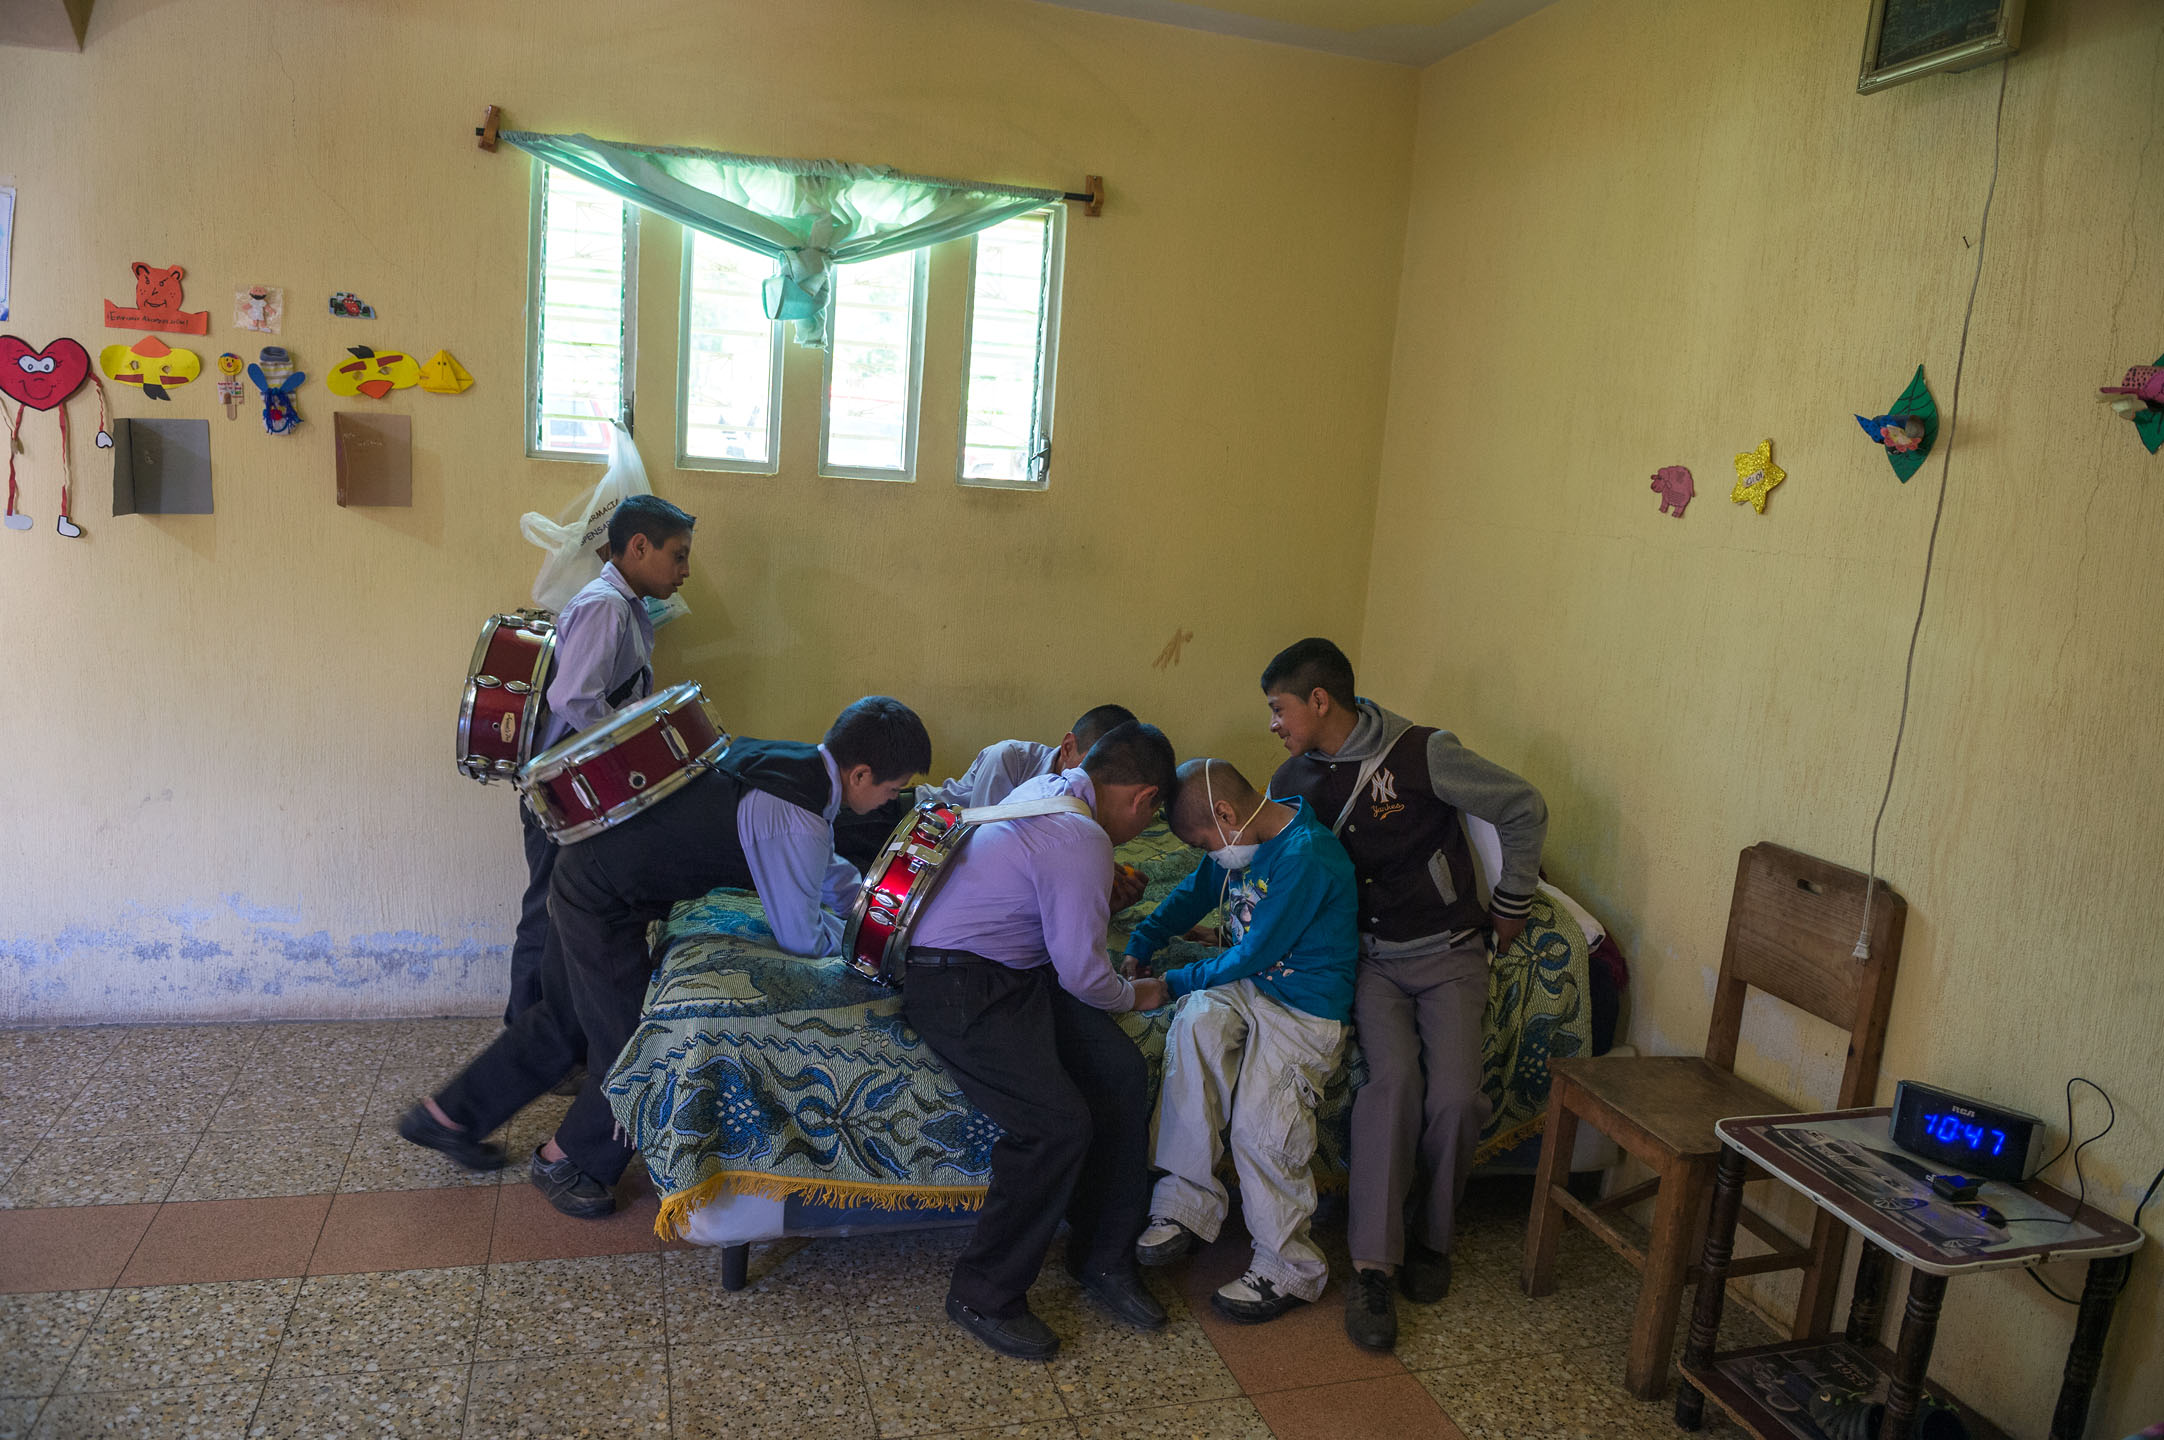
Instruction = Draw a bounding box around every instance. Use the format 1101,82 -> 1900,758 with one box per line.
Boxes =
901,959 -> 1151,1318
437,771 -> 755,1184
506,803 -> 557,1024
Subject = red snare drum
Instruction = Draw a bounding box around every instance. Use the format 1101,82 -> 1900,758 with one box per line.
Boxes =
841,800 -> 970,986
457,611 -> 557,783
517,681 -> 730,844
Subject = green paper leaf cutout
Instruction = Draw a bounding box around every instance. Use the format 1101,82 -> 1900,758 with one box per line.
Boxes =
2134,353 -> 2164,455
1884,365 -> 1938,483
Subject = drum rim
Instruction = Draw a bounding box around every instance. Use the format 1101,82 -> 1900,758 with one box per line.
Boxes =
533,732 -> 729,844
520,680 -> 711,781
842,801 -> 967,980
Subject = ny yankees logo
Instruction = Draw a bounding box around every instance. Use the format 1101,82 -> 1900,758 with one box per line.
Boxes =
1369,769 -> 1397,805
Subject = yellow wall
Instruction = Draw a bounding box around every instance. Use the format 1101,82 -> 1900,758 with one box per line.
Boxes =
0,1 -> 1411,1022
1366,0 -> 2162,1431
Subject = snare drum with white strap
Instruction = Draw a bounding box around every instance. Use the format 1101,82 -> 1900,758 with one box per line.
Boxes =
840,794 -> 1093,986
517,681 -> 731,843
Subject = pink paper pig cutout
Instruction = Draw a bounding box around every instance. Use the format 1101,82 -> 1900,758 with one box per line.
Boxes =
1651,465 -> 1695,517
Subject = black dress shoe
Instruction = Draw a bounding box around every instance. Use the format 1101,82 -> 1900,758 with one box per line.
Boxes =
1400,1241 -> 1452,1303
396,1104 -> 506,1172
528,1146 -> 617,1218
1344,1267 -> 1399,1352
945,1295 -> 1059,1359
1066,1262 -> 1167,1330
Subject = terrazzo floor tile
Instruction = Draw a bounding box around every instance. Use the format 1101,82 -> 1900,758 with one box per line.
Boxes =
671,1334 -> 878,1440
117,1195 -> 331,1286
1253,1373 -> 1465,1440
206,1071 -> 377,1132
240,1021 -> 403,1066
1044,1314 -> 1240,1418
0,1396 -> 40,1440
855,1320 -> 1066,1438
1173,1249 -> 1401,1396
0,1133 -> 201,1209
489,1094 -> 576,1181
336,1124 -> 502,1194
272,1266 -> 483,1377
912,1424 -> 1077,1440
388,1017 -> 504,1070
0,1079 -> 88,1138
29,1381 -> 265,1439
1414,1348 -> 1647,1440
1394,1263 -> 1632,1372
58,1076 -> 236,1138
59,1278 -> 300,1392
1071,1398 -> 1273,1439
364,1066 -> 460,1123
489,1176 -> 663,1261
166,1123 -> 357,1202
1555,1345 -> 1746,1438
0,1290 -> 108,1398
0,1204 -> 159,1293
664,1232 -> 959,1342
255,1363 -> 472,1438
0,1028 -> 118,1072
308,1187 -> 499,1275
475,1254 -> 666,1359
464,1349 -> 672,1439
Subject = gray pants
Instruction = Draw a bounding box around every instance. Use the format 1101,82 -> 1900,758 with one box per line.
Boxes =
1347,939 -> 1492,1269
1149,981 -> 1347,1301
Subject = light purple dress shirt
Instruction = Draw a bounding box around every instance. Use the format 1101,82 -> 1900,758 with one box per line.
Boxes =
734,744 -> 861,958
921,739 -> 1058,810
908,768 -> 1136,1012
538,563 -> 654,750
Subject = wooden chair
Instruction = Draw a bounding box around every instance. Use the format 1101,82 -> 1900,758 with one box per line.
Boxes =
1520,842 -> 1906,1398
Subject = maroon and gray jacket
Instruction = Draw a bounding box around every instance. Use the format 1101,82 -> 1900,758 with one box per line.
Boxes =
1270,699 -> 1547,958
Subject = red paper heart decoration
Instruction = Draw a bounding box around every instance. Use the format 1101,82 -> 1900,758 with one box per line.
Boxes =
0,337 -> 92,412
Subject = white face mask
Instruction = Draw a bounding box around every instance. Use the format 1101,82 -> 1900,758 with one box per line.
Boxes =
1204,766 -> 1266,872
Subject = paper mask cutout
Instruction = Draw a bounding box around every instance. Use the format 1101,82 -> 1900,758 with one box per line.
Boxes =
101,335 -> 201,401
418,349 -> 473,394
104,262 -> 211,335
334,411 -> 413,506
216,353 -> 245,419
326,345 -> 421,400
328,290 -> 376,319
112,417 -> 213,514
246,353 -> 306,435
234,285 -> 284,334
1731,439 -> 1785,514
0,336 -> 90,411
2099,355 -> 2164,455
1650,465 -> 1694,517
1854,365 -> 1939,482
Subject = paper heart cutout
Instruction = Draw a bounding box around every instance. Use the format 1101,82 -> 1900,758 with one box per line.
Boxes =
0,336 -> 92,412
4,514 -> 33,531
56,516 -> 82,538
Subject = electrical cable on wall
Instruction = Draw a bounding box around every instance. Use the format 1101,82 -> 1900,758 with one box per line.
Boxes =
1854,59 -> 2012,961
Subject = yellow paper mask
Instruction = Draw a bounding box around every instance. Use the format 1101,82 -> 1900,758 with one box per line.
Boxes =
326,345 -> 422,400
100,335 -> 201,401
418,350 -> 473,395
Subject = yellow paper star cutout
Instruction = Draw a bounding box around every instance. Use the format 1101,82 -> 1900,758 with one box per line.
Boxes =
1731,439 -> 1785,513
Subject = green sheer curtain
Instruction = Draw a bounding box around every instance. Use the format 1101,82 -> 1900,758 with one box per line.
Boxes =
504,131 -> 1062,349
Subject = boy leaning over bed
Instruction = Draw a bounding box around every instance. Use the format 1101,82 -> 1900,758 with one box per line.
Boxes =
1120,757 -> 1357,1324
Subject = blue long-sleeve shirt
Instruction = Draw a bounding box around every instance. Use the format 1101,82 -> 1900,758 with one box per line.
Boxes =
1122,797 -> 1357,1023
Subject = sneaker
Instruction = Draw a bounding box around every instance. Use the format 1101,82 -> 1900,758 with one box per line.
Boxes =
1134,1217 -> 1198,1268
1066,1263 -> 1167,1331
395,1103 -> 506,1172
945,1294 -> 1059,1359
1211,1270 -> 1305,1324
1400,1241 -> 1452,1303
1344,1267 -> 1398,1352
527,1145 -> 616,1218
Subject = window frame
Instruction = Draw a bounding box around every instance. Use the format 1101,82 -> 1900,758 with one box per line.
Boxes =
524,160 -> 640,464
817,248 -> 930,483
674,228 -> 786,475
956,205 -> 1065,492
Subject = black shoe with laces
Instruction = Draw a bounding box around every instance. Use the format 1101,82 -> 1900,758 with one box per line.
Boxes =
945,1295 -> 1060,1359
1344,1267 -> 1398,1352
528,1145 -> 616,1218
1400,1241 -> 1452,1303
395,1103 -> 506,1172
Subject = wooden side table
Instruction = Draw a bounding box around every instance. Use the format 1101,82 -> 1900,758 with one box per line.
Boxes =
1673,1107 -> 2144,1440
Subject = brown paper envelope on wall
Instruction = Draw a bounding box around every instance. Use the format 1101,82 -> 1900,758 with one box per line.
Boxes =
334,411 -> 413,507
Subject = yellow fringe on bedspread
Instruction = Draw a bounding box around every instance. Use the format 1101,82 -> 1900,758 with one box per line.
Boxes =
654,1170 -> 989,1241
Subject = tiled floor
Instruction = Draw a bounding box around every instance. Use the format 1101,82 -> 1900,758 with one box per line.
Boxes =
0,1020 -> 1776,1439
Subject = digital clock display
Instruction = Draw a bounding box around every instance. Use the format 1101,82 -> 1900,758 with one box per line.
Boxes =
1889,1079 -> 2045,1184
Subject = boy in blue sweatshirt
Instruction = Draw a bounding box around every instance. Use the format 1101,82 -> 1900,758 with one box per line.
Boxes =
1121,758 -> 1357,1324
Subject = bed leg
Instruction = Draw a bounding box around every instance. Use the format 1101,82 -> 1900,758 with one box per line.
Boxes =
720,1243 -> 749,1291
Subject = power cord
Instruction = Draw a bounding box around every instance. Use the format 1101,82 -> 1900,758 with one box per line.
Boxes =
2011,1078 -> 2153,1305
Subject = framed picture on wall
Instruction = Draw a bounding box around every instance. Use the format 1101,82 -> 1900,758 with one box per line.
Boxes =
1858,0 -> 2024,94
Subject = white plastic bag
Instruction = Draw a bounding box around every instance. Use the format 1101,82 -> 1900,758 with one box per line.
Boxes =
520,423 -> 652,613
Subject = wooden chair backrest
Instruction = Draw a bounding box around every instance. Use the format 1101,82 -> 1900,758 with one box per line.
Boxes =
1701,842 -> 1907,1110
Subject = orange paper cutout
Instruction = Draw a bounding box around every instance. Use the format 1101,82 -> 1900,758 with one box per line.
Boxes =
103,262 -> 211,335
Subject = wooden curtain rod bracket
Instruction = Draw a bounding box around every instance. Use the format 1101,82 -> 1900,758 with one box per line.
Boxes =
475,105 -> 502,152
1060,175 -> 1106,216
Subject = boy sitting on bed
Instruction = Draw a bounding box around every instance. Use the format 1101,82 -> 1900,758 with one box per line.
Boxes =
1121,758 -> 1356,1324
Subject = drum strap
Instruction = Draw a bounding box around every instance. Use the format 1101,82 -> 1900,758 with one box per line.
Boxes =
954,795 -> 1094,825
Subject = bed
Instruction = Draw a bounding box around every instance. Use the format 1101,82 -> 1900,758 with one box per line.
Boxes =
603,819 -> 1607,1288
